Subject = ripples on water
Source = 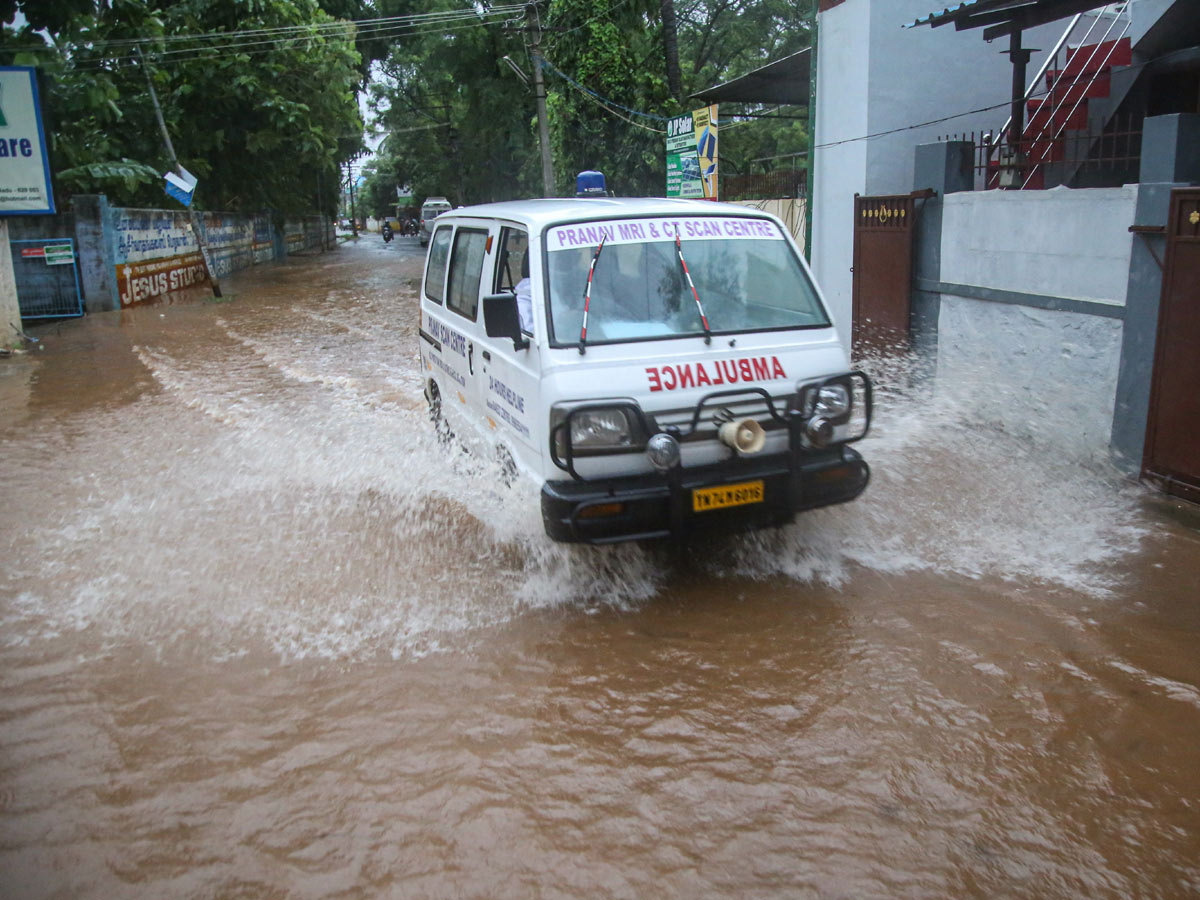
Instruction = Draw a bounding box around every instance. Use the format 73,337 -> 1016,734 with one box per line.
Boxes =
2,249 -> 1196,900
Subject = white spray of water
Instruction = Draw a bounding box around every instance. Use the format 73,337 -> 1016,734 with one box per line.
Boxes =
0,299 -> 1150,662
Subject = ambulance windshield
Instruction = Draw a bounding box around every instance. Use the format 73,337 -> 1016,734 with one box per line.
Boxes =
544,216 -> 830,345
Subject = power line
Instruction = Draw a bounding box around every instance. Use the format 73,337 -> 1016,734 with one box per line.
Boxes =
66,16 -> 522,70
813,45 -> 1197,150
540,58 -> 672,123
25,7 -> 526,67
80,6 -> 528,49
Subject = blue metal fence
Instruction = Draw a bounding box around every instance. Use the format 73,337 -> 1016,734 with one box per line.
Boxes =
10,237 -> 83,319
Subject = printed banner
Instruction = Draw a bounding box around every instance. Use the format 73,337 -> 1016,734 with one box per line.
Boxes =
116,252 -> 209,307
547,216 -> 782,251
666,105 -> 718,201
0,66 -> 56,215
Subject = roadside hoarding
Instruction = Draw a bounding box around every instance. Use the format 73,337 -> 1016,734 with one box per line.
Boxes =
666,105 -> 718,201
0,66 -> 55,216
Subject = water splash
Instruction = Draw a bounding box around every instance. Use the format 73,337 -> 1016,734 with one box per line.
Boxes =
0,295 -> 1150,663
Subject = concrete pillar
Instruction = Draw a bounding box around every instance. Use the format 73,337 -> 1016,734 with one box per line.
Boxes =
1110,182 -> 1185,475
914,140 -> 975,197
71,194 -> 120,312
1109,116 -> 1200,473
0,220 -> 21,347
1139,114 -> 1200,184
910,141 -> 975,357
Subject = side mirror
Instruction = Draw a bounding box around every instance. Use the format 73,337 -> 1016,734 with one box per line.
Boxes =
483,292 -> 529,350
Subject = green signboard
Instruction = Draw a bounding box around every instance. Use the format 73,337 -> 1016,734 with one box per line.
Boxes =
666,106 -> 718,200
43,243 -> 74,265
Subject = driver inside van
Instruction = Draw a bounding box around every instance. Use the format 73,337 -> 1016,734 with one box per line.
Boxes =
515,253 -> 533,335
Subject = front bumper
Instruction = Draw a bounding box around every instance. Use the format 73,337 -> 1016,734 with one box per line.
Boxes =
541,446 -> 869,544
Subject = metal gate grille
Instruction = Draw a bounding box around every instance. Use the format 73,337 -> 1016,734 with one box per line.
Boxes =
11,238 -> 83,319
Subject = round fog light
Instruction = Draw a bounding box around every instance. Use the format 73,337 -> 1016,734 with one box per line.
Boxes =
806,416 -> 833,448
646,433 -> 681,471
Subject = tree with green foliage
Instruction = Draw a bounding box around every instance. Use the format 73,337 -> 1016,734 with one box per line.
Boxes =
540,0 -> 812,193
1,0 -> 367,216
362,0 -> 541,209
676,0 -> 811,177
540,0 -> 671,196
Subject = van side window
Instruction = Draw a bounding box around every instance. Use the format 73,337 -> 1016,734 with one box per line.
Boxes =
446,228 -> 488,321
424,226 -> 452,303
494,228 -> 529,294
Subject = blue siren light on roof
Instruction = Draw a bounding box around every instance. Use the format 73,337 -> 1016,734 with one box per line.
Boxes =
576,170 -> 606,197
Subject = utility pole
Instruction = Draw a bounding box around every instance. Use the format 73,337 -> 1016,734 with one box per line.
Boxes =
317,169 -> 327,252
526,2 -> 556,197
136,48 -> 223,298
348,163 -> 358,237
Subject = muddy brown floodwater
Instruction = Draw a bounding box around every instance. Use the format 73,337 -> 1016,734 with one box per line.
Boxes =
1,236 -> 1198,899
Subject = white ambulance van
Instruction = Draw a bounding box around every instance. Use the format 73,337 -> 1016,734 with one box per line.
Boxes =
418,197 -> 871,544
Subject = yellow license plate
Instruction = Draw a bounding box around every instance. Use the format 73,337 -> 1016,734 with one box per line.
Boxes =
692,479 -> 765,513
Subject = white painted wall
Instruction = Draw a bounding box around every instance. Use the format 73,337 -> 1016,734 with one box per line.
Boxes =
940,187 -> 1137,304
936,298 -> 1124,457
811,0 -> 870,342
864,4 -> 1063,197
812,0 -> 1082,340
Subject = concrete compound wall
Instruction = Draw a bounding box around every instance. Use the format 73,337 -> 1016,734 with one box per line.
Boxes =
812,0 -> 1062,345
929,187 -> 1136,457
911,115 -> 1200,476
68,195 -> 333,313
939,188 -> 1136,305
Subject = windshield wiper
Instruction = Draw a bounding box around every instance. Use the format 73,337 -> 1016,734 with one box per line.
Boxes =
578,234 -> 607,355
674,226 -> 712,344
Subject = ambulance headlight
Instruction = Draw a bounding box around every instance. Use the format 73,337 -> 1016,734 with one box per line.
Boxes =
571,408 -> 634,447
552,406 -> 643,458
790,373 -> 873,445
816,384 -> 850,419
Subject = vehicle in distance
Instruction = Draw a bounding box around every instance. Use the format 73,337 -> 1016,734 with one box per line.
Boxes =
419,197 -> 452,247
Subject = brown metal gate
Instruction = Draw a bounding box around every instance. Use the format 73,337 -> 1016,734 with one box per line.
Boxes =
851,193 -> 917,356
1143,188 -> 1200,503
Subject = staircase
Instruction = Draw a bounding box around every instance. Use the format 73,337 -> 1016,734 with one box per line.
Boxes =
1022,36 -> 1133,188
988,4 -> 1135,190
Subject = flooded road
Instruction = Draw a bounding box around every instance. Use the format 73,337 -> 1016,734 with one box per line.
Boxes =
2,236 -> 1198,898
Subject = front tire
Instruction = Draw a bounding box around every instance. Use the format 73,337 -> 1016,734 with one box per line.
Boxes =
425,380 -> 452,443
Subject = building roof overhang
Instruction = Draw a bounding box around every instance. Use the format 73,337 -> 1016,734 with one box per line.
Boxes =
906,0 -> 1113,40
688,49 -> 811,107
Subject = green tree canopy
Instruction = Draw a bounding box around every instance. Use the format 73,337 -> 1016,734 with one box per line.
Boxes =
359,0 -> 812,204
1,0 -> 368,216
362,0 -> 541,208
542,0 -> 812,192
